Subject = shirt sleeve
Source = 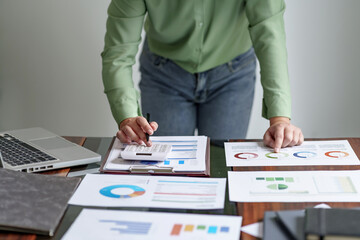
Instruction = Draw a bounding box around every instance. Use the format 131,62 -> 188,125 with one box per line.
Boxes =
245,0 -> 291,120
101,0 -> 146,125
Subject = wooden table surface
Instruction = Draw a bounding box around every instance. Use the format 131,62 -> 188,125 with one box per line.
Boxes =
1,137 -> 359,240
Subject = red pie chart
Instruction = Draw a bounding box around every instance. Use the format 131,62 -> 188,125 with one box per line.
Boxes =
325,151 -> 349,158
234,152 -> 259,159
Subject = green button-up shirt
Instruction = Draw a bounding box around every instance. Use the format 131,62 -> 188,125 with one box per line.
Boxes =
102,0 -> 291,125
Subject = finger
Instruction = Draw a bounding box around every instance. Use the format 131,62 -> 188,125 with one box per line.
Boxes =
289,129 -> 300,147
144,121 -> 158,147
122,125 -> 144,145
282,127 -> 294,148
297,130 -> 304,146
135,117 -> 154,146
149,121 -> 158,132
273,128 -> 284,153
116,130 -> 131,144
136,117 -> 154,135
135,117 -> 155,146
133,121 -> 153,145
263,131 -> 275,148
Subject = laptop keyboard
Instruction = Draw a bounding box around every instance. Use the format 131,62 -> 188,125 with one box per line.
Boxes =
0,134 -> 57,167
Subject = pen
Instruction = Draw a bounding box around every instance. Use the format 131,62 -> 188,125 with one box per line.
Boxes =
146,113 -> 150,142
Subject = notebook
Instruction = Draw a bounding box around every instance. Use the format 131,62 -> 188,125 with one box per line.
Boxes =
304,208 -> 360,240
263,211 -> 294,240
0,168 -> 81,236
0,127 -> 101,173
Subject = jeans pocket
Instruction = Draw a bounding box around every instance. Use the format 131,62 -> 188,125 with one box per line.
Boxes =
148,50 -> 168,68
228,48 -> 256,73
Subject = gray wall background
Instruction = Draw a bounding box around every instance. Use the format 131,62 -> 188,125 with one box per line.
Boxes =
1,0 -> 360,138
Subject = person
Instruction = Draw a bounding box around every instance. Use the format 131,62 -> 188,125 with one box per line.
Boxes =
101,0 -> 304,152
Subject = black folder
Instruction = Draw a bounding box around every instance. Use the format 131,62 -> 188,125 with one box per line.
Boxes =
0,168 -> 80,236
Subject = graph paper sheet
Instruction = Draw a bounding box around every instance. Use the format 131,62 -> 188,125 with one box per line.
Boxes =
228,170 -> 360,202
62,209 -> 242,240
68,174 -> 226,209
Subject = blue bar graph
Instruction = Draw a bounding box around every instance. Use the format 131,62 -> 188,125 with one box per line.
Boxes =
99,220 -> 152,235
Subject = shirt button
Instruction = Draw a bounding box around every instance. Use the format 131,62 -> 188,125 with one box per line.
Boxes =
199,22 -> 203,27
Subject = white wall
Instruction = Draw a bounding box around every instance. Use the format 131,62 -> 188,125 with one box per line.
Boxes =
1,0 -> 360,138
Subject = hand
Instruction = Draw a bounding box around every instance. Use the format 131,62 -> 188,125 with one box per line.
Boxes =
116,116 -> 158,147
263,117 -> 304,153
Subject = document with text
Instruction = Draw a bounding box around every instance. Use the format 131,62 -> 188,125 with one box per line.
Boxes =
225,140 -> 359,167
228,170 -> 360,202
69,174 -> 226,209
103,136 -> 208,173
62,209 -> 242,240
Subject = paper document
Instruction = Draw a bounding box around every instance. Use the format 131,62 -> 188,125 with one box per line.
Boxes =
225,140 -> 359,167
241,222 -> 263,239
62,209 -> 242,240
68,174 -> 226,209
104,136 -> 207,172
228,170 -> 360,202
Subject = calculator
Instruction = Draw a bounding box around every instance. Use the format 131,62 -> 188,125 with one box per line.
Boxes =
120,144 -> 172,161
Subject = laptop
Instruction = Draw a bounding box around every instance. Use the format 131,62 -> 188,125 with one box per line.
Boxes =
0,127 -> 101,173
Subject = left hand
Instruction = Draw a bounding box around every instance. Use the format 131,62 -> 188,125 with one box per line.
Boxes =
263,116 -> 304,153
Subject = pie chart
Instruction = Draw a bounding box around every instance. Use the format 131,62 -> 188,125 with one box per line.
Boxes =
99,185 -> 145,198
265,152 -> 289,159
267,184 -> 288,190
234,152 -> 258,159
293,151 -> 317,158
325,151 -> 349,158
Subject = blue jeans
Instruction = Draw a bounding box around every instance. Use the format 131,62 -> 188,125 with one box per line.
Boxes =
139,41 -> 256,140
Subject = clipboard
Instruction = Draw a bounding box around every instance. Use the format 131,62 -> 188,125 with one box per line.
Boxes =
99,136 -> 210,176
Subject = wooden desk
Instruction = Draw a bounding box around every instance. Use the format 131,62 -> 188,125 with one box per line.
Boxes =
1,137 -> 359,240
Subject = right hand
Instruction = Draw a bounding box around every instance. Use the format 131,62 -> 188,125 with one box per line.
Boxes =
263,117 -> 304,153
117,116 -> 158,147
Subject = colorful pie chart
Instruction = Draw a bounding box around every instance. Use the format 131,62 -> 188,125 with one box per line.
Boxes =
293,151 -> 317,158
99,185 -> 145,199
234,152 -> 259,159
325,151 -> 349,158
265,152 -> 289,159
